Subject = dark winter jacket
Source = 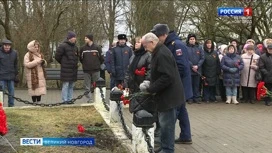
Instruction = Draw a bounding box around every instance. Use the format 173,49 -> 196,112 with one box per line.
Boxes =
164,31 -> 193,100
80,43 -> 104,74
186,42 -> 205,75
0,47 -> 18,80
111,44 -> 133,80
259,52 -> 272,83
105,50 -> 112,73
147,43 -> 184,112
124,46 -> 151,93
221,48 -> 244,87
202,40 -> 221,86
55,40 -> 79,81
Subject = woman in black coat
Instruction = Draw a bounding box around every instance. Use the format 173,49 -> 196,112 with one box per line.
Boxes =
202,39 -> 220,103
124,36 -> 151,94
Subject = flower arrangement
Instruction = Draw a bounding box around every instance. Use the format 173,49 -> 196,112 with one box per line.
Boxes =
120,90 -> 152,106
257,82 -> 272,101
0,103 -> 8,136
234,60 -> 240,68
134,67 -> 146,76
201,76 -> 209,86
195,71 -> 208,86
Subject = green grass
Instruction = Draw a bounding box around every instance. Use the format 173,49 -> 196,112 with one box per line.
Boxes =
1,106 -> 129,153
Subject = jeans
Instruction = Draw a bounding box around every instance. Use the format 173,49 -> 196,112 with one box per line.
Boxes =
176,104 -> 191,141
0,80 -> 15,107
62,81 -> 75,102
203,86 -> 216,101
226,86 -> 237,96
84,72 -> 100,101
190,75 -> 200,101
158,107 -> 177,153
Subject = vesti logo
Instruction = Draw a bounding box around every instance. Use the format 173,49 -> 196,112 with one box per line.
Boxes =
218,7 -> 252,16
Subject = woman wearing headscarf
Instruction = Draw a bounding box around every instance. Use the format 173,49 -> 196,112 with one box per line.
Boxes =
24,40 -> 47,103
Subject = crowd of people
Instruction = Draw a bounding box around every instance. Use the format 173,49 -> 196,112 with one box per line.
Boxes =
0,31 -> 104,107
1,24 -> 272,153
104,24 -> 272,153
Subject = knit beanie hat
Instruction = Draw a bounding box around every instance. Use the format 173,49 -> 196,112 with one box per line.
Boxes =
67,31 -> 76,40
85,34 -> 93,41
151,24 -> 169,37
243,44 -> 250,50
246,44 -> 254,50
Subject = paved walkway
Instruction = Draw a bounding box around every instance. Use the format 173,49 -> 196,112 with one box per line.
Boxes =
3,89 -> 272,153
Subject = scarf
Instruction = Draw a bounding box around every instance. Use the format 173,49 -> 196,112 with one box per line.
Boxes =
129,45 -> 146,75
128,45 -> 147,92
29,52 -> 46,90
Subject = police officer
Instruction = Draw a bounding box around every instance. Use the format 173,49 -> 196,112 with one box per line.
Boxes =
151,24 -> 193,145
111,34 -> 133,86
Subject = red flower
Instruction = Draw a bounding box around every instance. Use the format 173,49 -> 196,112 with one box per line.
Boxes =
201,76 -> 209,86
92,82 -> 96,88
234,60 -> 240,68
120,95 -> 130,105
118,84 -> 123,90
257,82 -> 272,101
0,103 -> 8,136
135,67 -> 146,76
77,124 -> 85,133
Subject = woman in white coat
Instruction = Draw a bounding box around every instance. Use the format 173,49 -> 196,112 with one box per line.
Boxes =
240,45 -> 260,103
24,40 -> 47,103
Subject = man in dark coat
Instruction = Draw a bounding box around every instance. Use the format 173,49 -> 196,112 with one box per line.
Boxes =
0,39 -> 18,107
259,44 -> 272,106
186,33 -> 205,103
105,42 -> 117,89
111,34 -> 133,86
55,31 -> 79,103
80,34 -> 104,103
151,23 -> 193,145
141,32 -> 185,153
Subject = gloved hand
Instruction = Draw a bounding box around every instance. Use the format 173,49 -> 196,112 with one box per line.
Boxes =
229,68 -> 238,73
100,64 -> 105,70
139,80 -> 150,92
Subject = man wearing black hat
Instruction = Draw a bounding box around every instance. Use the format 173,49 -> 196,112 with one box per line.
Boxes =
151,23 -> 193,147
55,31 -> 79,103
80,34 -> 104,103
111,34 -> 133,86
0,39 -> 18,107
186,33 -> 205,104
